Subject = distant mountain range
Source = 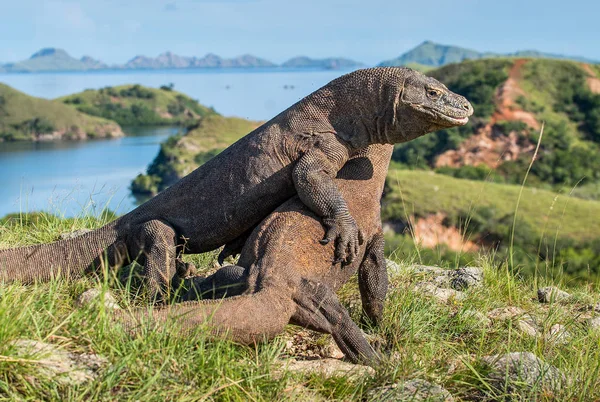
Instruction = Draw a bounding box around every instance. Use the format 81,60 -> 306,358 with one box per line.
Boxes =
0,43 -> 596,74
378,41 -> 598,68
0,48 -> 364,73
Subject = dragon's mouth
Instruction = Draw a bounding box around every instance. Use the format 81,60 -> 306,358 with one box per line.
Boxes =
429,108 -> 471,127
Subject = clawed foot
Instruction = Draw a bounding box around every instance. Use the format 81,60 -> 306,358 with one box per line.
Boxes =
321,217 -> 364,264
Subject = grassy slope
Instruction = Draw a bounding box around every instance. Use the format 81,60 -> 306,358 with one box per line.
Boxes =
384,169 -> 600,244
59,85 -> 216,126
1,214 -> 599,400
0,83 -> 122,141
131,115 -> 260,195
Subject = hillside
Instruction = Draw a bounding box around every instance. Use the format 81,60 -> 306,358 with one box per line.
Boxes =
379,41 -> 598,68
122,52 -> 277,69
59,84 -> 216,127
281,56 -> 364,69
2,48 -> 107,72
131,114 -> 260,195
0,83 -> 122,141
393,58 -> 600,194
1,213 -> 600,400
383,169 -> 600,280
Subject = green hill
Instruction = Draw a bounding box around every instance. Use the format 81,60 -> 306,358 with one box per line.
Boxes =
59,84 -> 216,127
379,40 -> 598,68
393,58 -> 600,194
131,114 -> 260,195
0,83 -> 122,141
3,48 -> 107,73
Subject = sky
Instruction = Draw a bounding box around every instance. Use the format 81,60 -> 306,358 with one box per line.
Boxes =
0,0 -> 599,65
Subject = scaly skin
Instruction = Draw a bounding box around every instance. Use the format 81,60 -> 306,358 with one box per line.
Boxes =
0,67 -> 473,301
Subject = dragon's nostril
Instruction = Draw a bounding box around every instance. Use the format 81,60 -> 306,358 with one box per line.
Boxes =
463,103 -> 470,110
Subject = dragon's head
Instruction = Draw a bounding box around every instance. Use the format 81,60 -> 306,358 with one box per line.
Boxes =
392,68 -> 473,142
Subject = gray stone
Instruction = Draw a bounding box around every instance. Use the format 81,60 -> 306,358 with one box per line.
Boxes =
76,288 -> 120,310
411,265 -> 447,276
283,330 -> 344,360
385,259 -> 403,275
587,316 -> 600,330
367,379 -> 454,402
450,267 -> 483,290
11,340 -> 107,386
481,352 -> 566,393
414,282 -> 465,303
517,314 -> 540,337
537,287 -> 571,303
546,324 -> 571,344
460,309 -> 492,327
58,229 -> 92,241
579,303 -> 600,313
487,306 -> 525,321
276,358 -> 374,379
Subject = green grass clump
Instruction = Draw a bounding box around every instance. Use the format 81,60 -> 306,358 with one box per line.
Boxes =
2,213 -> 600,400
59,85 -> 216,127
0,84 -> 122,142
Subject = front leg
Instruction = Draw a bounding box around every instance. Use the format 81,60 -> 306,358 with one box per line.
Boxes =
358,232 -> 388,327
293,139 -> 362,263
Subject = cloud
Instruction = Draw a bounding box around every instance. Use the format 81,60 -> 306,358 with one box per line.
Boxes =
164,2 -> 177,11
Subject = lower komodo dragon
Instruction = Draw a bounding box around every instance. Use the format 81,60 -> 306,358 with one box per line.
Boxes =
0,67 -> 473,301
115,143 -> 395,364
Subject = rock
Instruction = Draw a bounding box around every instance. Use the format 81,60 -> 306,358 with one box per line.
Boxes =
58,229 -> 92,241
76,288 -> 120,310
367,379 -> 454,402
459,309 -> 492,327
546,324 -> 570,344
450,267 -> 483,290
537,287 -> 571,303
516,314 -> 540,337
411,265 -> 447,276
579,303 -> 600,313
10,340 -> 107,386
487,306 -> 525,321
386,259 -> 403,275
481,352 -> 566,393
414,282 -> 465,303
587,317 -> 600,331
282,330 -> 344,360
275,358 -> 374,379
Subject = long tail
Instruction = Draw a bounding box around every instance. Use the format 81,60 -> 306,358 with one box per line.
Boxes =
116,288 -> 296,345
0,220 -> 123,283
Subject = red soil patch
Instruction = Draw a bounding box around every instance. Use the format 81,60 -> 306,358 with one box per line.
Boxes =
435,59 -> 538,169
409,212 -> 479,253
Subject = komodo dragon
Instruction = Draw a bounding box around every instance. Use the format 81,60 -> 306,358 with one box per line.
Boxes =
0,67 -> 473,301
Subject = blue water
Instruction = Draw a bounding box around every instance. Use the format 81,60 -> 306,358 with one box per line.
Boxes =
0,68 -> 352,217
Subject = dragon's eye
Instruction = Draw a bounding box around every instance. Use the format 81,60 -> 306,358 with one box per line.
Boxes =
427,89 -> 441,97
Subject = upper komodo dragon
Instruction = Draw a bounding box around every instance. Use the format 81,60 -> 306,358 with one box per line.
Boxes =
0,67 -> 473,301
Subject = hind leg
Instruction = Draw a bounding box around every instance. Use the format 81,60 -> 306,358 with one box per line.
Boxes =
129,220 -> 178,302
291,278 -> 379,365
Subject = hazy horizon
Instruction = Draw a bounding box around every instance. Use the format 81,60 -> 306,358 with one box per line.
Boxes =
1,0 -> 598,66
